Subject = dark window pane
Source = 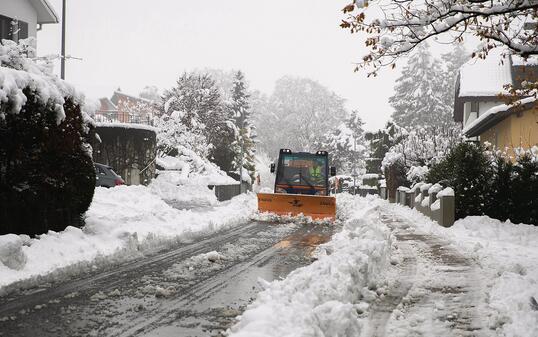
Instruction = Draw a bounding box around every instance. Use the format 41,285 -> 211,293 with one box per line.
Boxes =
471,101 -> 479,112
0,14 -> 14,41
18,21 -> 28,40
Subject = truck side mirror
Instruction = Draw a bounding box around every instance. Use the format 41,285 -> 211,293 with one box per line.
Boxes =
330,166 -> 336,176
270,163 -> 275,173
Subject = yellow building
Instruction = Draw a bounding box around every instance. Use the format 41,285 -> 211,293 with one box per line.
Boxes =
463,97 -> 538,158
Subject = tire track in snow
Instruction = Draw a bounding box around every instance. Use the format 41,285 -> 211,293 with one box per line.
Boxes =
366,213 -> 485,337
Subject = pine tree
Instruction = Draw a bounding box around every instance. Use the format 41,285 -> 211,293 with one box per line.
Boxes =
441,44 -> 469,113
228,71 -> 256,180
390,43 -> 452,131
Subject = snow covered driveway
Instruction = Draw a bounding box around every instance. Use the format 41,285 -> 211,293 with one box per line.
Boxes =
369,214 -> 484,336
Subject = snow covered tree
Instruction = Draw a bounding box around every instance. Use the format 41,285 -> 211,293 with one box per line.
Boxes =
153,111 -> 209,159
320,110 -> 366,173
441,44 -> 470,112
161,72 -> 237,171
341,0 -> 538,74
227,71 -> 256,180
253,76 -> 348,158
139,85 -> 161,103
389,43 -> 452,131
364,122 -> 404,174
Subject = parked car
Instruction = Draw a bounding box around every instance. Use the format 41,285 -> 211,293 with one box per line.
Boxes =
94,163 -> 124,187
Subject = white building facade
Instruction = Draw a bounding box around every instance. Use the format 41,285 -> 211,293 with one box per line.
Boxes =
0,0 -> 57,43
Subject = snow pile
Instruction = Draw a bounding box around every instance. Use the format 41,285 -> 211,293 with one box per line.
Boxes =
444,217 -> 538,336
156,154 -> 236,186
149,171 -> 218,207
0,185 -> 256,292
229,195 -> 392,336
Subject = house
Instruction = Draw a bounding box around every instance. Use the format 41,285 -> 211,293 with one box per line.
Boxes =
454,51 -> 538,156
95,90 -> 158,124
0,0 -> 58,44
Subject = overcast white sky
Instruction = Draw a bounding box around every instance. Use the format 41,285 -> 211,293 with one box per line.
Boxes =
37,0 -> 402,130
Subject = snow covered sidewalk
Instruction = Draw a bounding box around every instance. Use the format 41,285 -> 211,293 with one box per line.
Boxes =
229,194 -> 538,337
0,185 -> 256,294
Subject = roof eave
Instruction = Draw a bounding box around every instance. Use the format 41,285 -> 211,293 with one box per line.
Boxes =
32,0 -> 59,24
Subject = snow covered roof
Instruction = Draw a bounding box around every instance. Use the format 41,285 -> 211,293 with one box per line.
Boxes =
458,50 -> 512,98
454,51 -> 538,123
463,97 -> 537,137
30,0 -> 59,24
98,97 -> 117,112
111,91 -> 152,105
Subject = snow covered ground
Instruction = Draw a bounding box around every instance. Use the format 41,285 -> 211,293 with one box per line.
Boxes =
229,194 -> 538,337
0,184 -> 256,294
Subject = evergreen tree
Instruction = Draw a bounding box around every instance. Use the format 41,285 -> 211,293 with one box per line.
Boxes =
364,122 -> 404,174
389,43 -> 452,131
441,44 -> 469,113
228,71 -> 256,180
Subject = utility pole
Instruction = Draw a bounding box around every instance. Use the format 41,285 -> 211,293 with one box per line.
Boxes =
60,0 -> 66,80
239,137 -> 244,194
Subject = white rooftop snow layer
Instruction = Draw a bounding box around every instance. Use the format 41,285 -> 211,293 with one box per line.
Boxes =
0,185 -> 256,291
459,50 -> 512,97
463,96 -> 537,134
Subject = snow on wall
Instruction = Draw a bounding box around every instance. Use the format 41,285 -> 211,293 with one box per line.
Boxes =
95,121 -> 158,133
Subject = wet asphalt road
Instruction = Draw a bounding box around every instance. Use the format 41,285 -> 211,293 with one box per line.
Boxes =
0,220 -> 338,337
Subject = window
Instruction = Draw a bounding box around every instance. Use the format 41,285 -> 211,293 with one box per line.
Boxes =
470,101 -> 479,113
0,15 -> 29,43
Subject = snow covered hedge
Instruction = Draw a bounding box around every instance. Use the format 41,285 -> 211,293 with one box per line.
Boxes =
427,142 -> 538,225
0,39 -> 95,235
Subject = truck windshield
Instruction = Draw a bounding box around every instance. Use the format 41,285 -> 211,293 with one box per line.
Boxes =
276,154 -> 327,187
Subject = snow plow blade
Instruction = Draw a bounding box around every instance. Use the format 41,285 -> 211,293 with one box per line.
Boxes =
257,193 -> 336,221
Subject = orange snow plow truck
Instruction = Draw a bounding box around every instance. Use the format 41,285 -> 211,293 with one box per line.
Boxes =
257,149 -> 337,221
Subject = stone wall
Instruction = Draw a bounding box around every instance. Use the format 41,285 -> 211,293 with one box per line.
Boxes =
92,124 -> 157,185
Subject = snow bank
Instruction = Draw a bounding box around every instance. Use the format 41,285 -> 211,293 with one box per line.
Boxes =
0,185 -> 256,292
156,154 -> 237,186
229,195 -> 392,336
149,171 -> 218,206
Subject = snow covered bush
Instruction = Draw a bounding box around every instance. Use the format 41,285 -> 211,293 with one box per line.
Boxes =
427,143 -> 538,225
427,142 -> 491,220
0,39 -> 95,235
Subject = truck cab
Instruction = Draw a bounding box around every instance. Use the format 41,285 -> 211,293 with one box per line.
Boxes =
271,149 -> 336,196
